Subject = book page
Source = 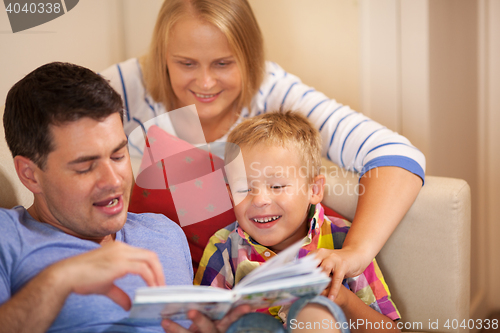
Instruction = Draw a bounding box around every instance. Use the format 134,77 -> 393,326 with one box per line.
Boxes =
130,285 -> 234,321
236,239 -> 315,288
233,269 -> 330,309
129,300 -> 233,321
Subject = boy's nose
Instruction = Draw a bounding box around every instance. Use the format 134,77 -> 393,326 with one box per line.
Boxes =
251,188 -> 272,207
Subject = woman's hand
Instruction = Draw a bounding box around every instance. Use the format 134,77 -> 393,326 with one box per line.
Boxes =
318,167 -> 422,300
161,305 -> 251,333
312,247 -> 367,302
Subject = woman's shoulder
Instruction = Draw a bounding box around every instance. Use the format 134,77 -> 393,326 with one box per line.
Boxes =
99,58 -> 142,80
99,58 -> 141,77
250,61 -> 311,115
260,61 -> 299,88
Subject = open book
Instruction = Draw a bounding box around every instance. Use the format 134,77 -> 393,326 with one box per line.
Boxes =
129,239 -> 330,321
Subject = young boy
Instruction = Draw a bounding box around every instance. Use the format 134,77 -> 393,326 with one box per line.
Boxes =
194,112 -> 401,332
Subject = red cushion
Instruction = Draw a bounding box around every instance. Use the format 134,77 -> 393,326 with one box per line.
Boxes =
129,125 -> 236,272
129,125 -> 345,272
129,185 -> 236,273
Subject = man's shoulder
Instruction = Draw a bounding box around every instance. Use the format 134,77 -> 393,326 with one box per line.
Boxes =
124,212 -> 187,244
126,211 -> 182,231
0,207 -> 28,264
0,206 -> 27,231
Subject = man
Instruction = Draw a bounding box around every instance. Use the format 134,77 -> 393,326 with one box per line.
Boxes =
0,62 -> 248,333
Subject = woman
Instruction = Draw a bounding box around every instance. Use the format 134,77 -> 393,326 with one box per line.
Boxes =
101,0 -> 424,307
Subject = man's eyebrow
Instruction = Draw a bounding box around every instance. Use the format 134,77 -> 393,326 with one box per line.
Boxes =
68,140 -> 128,165
113,140 -> 128,154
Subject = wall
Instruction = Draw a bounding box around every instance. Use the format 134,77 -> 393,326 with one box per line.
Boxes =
359,0 -> 500,326
0,0 -> 125,106
1,0 -> 499,322
249,0 -> 360,112
0,0 -> 125,204
480,0 -> 500,313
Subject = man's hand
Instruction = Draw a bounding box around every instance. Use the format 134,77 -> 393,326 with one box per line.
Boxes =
161,305 -> 251,333
52,241 -> 166,310
311,247 -> 366,302
0,241 -> 165,333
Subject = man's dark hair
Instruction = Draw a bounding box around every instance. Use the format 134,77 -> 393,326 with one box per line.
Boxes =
3,62 -> 124,169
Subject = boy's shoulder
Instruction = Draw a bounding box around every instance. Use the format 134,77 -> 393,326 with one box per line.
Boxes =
323,214 -> 351,230
316,214 -> 352,251
208,221 -> 245,245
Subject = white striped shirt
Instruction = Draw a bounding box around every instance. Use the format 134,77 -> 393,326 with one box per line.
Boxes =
100,58 -> 425,180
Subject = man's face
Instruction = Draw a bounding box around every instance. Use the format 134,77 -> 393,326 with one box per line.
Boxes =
33,113 -> 133,241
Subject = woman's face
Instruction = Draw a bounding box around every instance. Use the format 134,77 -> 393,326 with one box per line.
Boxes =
166,16 -> 242,124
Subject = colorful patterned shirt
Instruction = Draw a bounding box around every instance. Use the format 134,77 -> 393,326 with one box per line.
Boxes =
194,204 -> 400,321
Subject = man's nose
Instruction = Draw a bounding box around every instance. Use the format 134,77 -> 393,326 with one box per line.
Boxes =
96,162 -> 121,190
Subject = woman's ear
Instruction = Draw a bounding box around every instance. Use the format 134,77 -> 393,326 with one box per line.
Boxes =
309,174 -> 326,205
14,156 -> 43,194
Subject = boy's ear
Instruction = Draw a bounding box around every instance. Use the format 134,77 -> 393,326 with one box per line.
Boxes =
14,155 -> 43,194
309,174 -> 325,205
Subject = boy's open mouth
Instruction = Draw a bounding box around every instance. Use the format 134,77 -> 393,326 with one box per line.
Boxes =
252,215 -> 282,223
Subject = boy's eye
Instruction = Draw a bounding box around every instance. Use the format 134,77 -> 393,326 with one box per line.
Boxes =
112,155 -> 125,161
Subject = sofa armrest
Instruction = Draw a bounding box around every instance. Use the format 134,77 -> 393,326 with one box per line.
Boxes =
321,159 -> 471,332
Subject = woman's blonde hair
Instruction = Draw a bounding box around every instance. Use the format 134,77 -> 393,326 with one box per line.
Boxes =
226,111 -> 323,181
142,0 -> 265,111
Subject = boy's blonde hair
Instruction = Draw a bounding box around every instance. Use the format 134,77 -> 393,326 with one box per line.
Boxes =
226,111 -> 322,180
142,0 -> 265,112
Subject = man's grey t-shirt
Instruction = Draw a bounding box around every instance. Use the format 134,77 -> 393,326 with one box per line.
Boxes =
0,207 -> 193,332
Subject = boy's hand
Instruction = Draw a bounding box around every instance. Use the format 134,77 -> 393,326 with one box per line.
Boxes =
311,248 -> 364,302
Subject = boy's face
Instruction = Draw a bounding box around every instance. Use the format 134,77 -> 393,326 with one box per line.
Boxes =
230,144 -> 324,253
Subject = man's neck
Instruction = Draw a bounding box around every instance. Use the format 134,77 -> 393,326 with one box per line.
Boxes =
27,204 -> 116,245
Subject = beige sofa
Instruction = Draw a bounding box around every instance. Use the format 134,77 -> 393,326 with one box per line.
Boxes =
0,106 -> 470,332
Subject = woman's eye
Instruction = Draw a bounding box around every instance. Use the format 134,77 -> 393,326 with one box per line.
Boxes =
271,185 -> 286,189
236,189 -> 251,193
216,61 -> 232,67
